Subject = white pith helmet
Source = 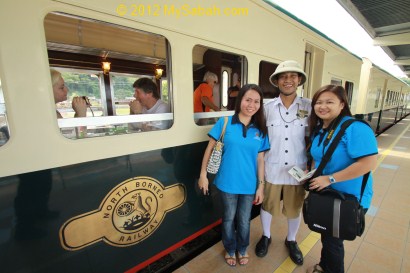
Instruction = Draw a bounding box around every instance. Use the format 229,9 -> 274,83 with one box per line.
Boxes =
269,60 -> 307,87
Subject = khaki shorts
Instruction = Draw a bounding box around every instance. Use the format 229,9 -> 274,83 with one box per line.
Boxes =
262,183 -> 306,218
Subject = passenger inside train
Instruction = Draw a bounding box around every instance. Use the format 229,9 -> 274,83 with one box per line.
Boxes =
227,75 -> 241,110
51,68 -> 88,119
129,77 -> 171,131
193,71 -> 220,113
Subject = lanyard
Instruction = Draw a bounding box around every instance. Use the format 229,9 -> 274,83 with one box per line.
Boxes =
316,115 -> 343,155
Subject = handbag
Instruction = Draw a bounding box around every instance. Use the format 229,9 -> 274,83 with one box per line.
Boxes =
302,118 -> 369,240
206,117 -> 228,174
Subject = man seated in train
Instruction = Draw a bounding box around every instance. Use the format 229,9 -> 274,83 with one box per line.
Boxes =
129,77 -> 170,131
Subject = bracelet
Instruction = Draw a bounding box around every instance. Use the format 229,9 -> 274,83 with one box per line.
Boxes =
258,180 -> 265,185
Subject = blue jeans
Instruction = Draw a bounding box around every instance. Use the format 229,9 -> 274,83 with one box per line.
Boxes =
218,189 -> 254,256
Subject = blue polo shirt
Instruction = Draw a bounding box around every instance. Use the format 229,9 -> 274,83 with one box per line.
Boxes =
208,115 -> 270,194
310,116 -> 378,208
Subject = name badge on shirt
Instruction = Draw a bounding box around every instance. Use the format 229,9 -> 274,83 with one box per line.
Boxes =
297,109 -> 308,119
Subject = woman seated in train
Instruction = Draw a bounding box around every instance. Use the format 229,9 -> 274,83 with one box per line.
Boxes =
50,68 -> 88,119
305,85 -> 378,273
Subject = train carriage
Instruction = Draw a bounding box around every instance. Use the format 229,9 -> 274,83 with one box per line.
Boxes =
0,0 -> 408,272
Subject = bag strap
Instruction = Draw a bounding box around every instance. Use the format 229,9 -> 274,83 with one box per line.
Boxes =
313,118 -> 370,202
218,116 -> 229,142
314,119 -> 355,175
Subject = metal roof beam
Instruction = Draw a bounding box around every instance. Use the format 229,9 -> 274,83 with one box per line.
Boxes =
394,59 -> 410,65
373,32 -> 410,46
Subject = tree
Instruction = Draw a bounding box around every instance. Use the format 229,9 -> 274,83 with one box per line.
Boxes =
62,72 -> 100,99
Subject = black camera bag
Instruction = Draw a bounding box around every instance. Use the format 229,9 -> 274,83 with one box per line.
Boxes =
303,119 -> 369,240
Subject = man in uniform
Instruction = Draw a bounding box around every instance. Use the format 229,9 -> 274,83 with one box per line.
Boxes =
255,60 -> 311,266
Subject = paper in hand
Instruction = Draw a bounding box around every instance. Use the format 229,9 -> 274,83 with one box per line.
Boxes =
288,166 -> 316,182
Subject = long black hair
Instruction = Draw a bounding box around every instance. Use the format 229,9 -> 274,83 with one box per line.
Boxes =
234,84 -> 268,137
308,84 -> 352,137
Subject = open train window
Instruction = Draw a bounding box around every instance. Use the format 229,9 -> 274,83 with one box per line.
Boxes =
44,12 -> 172,139
259,61 -> 279,99
0,78 -> 9,147
192,45 -> 246,125
331,78 -> 342,86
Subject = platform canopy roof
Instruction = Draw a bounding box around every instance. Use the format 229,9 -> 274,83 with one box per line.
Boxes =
336,0 -> 410,77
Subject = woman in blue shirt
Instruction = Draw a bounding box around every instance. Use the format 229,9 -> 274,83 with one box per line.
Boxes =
306,85 -> 378,273
198,84 -> 270,267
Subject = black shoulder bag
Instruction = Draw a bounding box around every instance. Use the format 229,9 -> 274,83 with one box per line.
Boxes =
302,118 -> 370,240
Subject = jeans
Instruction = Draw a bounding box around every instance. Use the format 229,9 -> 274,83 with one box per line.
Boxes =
218,189 -> 254,256
319,209 -> 368,273
319,234 -> 344,273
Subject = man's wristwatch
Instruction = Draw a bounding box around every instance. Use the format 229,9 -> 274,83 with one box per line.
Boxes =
329,175 -> 336,184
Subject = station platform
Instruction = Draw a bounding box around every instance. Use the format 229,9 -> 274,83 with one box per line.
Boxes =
173,116 -> 410,273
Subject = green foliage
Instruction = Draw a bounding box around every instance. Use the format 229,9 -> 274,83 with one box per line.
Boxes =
62,72 -> 100,99
112,76 -> 136,99
60,72 -> 170,104
161,81 -> 169,102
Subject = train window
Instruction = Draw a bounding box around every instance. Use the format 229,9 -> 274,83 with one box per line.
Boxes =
193,45 -> 246,125
222,70 -> 229,108
331,78 -> 342,86
345,81 -> 354,106
386,90 -> 392,105
111,74 -> 140,116
259,61 -> 279,99
374,87 -> 382,108
0,78 -> 9,146
44,12 -> 173,139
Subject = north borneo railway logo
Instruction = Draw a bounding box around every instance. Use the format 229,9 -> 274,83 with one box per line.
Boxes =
59,177 -> 186,250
